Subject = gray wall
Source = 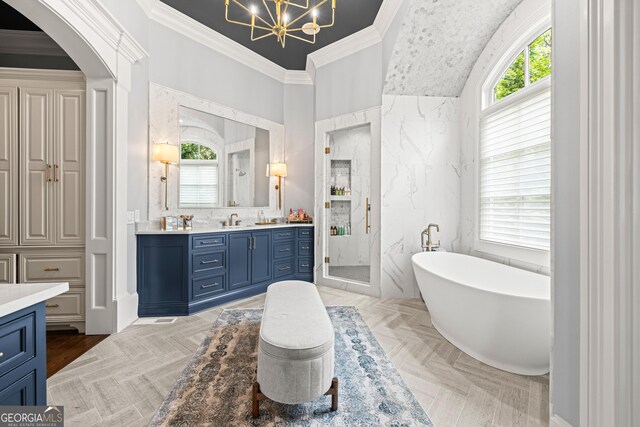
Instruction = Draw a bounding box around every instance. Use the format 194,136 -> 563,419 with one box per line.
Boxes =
283,83 -> 315,213
0,53 -> 78,70
149,22 -> 284,124
552,0 -> 581,423
314,44 -> 383,121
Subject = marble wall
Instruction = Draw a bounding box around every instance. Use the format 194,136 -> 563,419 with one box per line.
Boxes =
381,95 -> 461,298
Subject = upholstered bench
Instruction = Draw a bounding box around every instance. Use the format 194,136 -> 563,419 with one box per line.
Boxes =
252,280 -> 338,418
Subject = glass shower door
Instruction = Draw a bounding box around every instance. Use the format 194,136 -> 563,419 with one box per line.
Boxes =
326,124 -> 371,284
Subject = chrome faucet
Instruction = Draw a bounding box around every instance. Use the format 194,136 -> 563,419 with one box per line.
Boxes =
421,223 -> 441,252
229,213 -> 239,226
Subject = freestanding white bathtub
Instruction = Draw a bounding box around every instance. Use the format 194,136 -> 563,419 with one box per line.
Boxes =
411,251 -> 550,375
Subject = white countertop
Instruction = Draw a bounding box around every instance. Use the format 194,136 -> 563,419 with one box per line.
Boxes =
136,222 -> 314,235
0,282 -> 69,318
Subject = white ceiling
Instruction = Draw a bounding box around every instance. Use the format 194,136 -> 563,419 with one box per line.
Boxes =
384,0 -> 523,97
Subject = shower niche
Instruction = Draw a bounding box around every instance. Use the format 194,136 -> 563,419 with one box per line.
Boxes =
330,159 -> 352,236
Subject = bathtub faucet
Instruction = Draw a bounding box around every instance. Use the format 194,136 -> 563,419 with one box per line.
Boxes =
421,224 -> 441,252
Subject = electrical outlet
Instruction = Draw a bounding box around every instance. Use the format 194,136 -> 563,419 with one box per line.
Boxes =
134,210 -> 140,223
127,211 -> 135,224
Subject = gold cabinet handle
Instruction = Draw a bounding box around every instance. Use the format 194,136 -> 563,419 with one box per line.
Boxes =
44,267 -> 60,272
46,304 -> 59,308
54,164 -> 59,182
46,164 -> 52,182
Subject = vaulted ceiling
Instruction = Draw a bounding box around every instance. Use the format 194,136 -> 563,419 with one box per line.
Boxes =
159,0 -> 384,70
384,0 -> 524,97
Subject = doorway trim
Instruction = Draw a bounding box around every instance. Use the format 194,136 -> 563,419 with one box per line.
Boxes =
314,107 -> 381,298
576,0 -> 639,425
5,0 -> 148,333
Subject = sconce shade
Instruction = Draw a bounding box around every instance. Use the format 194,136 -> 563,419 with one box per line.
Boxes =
270,162 -> 288,177
152,143 -> 180,164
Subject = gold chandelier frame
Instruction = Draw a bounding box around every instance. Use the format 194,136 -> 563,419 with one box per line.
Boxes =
224,0 -> 336,47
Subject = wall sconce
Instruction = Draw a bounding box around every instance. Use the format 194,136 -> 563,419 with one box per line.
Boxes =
269,162 -> 287,211
152,143 -> 180,210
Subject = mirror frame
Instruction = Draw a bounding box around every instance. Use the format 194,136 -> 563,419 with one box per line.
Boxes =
149,83 -> 285,222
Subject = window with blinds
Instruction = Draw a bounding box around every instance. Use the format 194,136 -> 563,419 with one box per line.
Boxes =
179,161 -> 219,208
479,88 -> 551,251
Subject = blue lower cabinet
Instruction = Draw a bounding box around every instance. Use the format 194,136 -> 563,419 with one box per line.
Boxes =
0,303 -> 46,406
228,233 -> 252,290
251,232 -> 272,283
137,226 -> 314,316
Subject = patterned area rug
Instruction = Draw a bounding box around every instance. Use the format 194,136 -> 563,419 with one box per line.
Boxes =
150,306 -> 433,426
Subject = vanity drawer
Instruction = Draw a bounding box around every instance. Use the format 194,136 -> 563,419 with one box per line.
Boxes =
273,241 -> 294,260
192,251 -> 225,275
192,274 -> 225,300
273,259 -> 294,278
0,254 -> 16,284
20,253 -> 83,282
297,240 -> 313,257
297,227 -> 313,238
45,290 -> 85,322
0,310 -> 36,375
272,229 -> 294,241
297,258 -> 313,274
192,234 -> 226,250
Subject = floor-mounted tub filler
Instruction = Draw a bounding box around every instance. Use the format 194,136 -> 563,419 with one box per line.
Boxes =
411,251 -> 550,375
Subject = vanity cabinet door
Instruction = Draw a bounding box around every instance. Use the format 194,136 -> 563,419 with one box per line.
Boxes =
228,233 -> 251,290
251,231 -> 271,283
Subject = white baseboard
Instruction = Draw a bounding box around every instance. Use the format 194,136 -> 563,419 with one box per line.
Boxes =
550,414 -> 574,427
116,292 -> 139,333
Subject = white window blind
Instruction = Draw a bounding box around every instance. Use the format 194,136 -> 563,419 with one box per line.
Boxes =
180,161 -> 218,208
479,88 -> 551,251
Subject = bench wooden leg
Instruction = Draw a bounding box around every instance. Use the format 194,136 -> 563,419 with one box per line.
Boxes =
252,382 -> 264,418
325,377 -> 339,411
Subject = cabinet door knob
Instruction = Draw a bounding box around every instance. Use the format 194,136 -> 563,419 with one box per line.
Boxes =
44,267 -> 60,272
0,352 -> 4,358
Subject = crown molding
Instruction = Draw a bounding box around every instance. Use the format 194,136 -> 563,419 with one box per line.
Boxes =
149,0 -> 288,83
307,25 -> 381,69
284,70 -> 314,85
373,0 -> 405,39
134,0 -> 404,81
0,29 -> 69,57
0,67 -> 85,82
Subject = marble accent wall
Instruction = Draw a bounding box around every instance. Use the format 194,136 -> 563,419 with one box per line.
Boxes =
381,95 -> 461,298
148,83 -> 285,225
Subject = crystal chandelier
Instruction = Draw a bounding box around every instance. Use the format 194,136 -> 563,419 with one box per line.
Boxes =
224,0 -> 336,47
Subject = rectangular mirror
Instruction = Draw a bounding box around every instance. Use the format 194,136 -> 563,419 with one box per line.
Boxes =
178,106 -> 271,208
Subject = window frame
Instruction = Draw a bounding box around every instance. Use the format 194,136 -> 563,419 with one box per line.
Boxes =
474,19 -> 552,268
179,143 -> 220,209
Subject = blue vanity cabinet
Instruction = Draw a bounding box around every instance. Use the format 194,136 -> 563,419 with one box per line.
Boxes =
228,233 -> 252,290
251,232 -> 272,283
0,303 -> 47,406
137,226 -> 314,317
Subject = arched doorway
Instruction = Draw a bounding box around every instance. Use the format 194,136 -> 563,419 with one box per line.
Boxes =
4,0 -> 147,333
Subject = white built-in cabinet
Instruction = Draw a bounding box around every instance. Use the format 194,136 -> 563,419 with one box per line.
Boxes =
0,70 -> 86,332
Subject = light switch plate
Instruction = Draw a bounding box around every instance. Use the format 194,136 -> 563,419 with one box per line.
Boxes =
127,211 -> 135,224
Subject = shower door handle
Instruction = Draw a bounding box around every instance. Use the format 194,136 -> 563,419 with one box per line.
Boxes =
365,197 -> 371,234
